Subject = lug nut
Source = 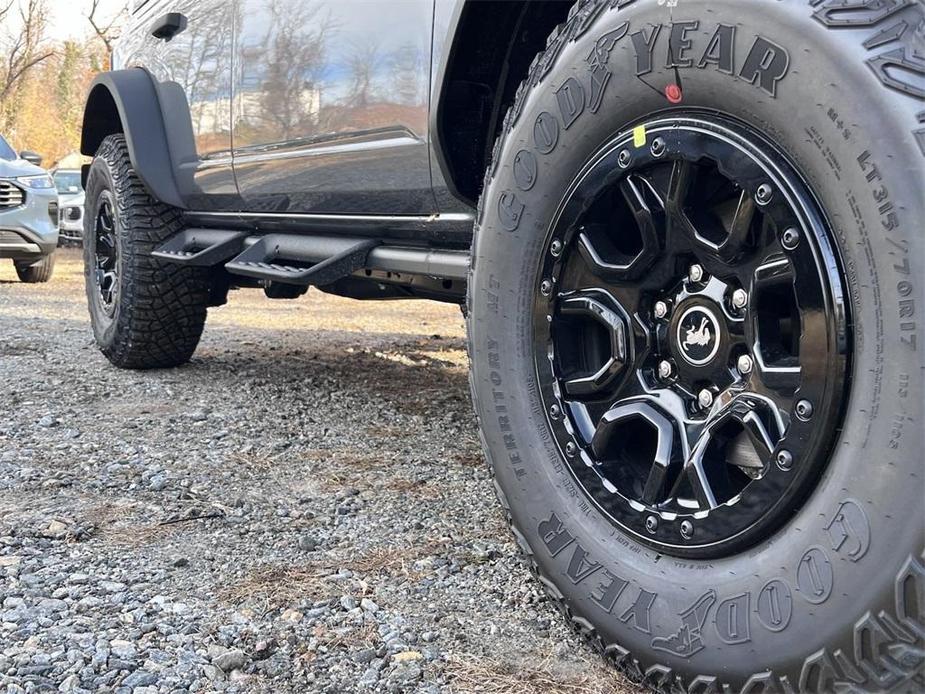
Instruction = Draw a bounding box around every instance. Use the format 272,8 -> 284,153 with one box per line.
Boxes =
549,403 -> 561,419
618,149 -> 631,168
565,442 -> 578,457
650,137 -> 666,157
658,360 -> 674,379
731,288 -> 748,310
540,279 -> 552,296
795,399 -> 814,421
756,183 -> 773,205
654,300 -> 669,319
737,354 -> 753,375
698,388 -> 714,409
680,520 -> 694,539
550,239 -> 563,257
781,227 -> 800,250
688,264 -> 705,283
645,515 -> 658,533
776,449 -> 793,470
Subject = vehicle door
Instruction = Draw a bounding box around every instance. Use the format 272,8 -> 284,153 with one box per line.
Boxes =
118,0 -> 238,210
231,0 -> 435,215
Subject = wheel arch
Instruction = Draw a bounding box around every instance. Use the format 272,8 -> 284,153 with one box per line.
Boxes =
433,0 -> 575,207
80,68 -> 186,209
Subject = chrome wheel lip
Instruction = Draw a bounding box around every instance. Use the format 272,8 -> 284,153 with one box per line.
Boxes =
532,112 -> 851,559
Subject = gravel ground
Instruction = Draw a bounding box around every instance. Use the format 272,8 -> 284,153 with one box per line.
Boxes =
0,249 -> 641,694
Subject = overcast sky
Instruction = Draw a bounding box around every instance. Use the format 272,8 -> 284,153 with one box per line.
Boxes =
3,0 -> 126,42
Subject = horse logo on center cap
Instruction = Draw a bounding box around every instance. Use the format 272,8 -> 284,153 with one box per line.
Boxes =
677,306 -> 721,365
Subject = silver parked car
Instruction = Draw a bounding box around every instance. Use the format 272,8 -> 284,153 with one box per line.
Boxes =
0,134 -> 58,282
53,169 -> 84,244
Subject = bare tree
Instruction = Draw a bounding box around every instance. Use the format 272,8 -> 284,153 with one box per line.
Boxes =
346,41 -> 381,111
0,0 -> 53,129
87,0 -> 127,56
251,0 -> 336,140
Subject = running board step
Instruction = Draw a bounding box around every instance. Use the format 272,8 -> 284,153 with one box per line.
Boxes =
151,229 -> 247,266
224,234 -> 378,286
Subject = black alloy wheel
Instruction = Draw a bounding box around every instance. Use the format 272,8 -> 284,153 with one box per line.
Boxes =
93,190 -> 120,316
533,114 -> 850,558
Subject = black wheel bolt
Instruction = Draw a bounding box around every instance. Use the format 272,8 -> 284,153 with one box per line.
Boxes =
549,404 -> 561,419
777,449 -> 793,470
680,520 -> 694,539
540,280 -> 552,296
651,138 -> 666,157
550,239 -> 563,257
565,442 -> 577,457
795,399 -> 813,421
756,183 -> 773,205
645,515 -> 658,533
782,227 -> 800,250
618,149 -> 631,168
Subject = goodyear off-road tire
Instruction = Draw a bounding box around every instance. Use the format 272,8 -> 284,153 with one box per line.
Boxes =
83,134 -> 210,369
14,254 -> 55,283
468,1 -> 924,691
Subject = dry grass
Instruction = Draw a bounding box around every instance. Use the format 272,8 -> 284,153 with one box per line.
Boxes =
73,500 -> 179,547
227,449 -> 287,470
312,454 -> 445,500
314,620 -> 379,650
445,653 -> 630,694
454,452 -> 487,468
219,541 -> 446,608
220,565 -> 338,608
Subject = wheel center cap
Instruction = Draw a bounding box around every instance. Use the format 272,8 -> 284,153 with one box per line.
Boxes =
676,305 -> 722,365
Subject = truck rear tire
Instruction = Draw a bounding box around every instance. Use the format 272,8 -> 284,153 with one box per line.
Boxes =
14,254 -> 55,283
468,1 -> 924,691
83,134 -> 210,369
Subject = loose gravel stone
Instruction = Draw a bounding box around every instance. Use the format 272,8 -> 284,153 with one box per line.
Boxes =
0,251 -> 640,693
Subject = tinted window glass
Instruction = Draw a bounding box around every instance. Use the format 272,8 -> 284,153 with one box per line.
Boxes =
53,171 -> 83,194
0,135 -> 15,161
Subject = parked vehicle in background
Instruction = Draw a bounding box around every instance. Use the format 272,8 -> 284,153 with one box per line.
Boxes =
53,169 -> 85,244
0,134 -> 58,282
78,1 -> 924,690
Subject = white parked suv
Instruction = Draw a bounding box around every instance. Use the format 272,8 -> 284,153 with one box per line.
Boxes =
53,168 -> 84,244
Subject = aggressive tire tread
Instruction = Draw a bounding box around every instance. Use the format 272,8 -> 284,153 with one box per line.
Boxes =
466,1 -> 925,692
84,135 -> 210,370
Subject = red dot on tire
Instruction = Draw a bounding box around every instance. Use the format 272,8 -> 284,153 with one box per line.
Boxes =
665,84 -> 683,104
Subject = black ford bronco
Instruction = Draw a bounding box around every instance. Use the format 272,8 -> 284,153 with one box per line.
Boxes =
80,1 -> 924,690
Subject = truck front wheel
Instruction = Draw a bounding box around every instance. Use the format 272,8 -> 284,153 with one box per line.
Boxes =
468,1 -> 924,690
83,134 -> 211,369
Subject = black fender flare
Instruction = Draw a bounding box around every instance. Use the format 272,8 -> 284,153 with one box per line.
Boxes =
80,68 -> 186,209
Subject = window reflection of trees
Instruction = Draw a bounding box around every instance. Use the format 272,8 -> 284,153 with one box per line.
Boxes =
235,0 -> 428,150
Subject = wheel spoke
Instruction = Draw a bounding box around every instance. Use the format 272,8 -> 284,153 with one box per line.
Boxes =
94,197 -> 120,314
663,160 -> 704,247
640,419 -> 676,505
556,292 -> 629,397
749,256 -> 802,398
755,363 -> 801,395
737,408 -> 775,462
678,434 -> 718,510
591,400 -> 680,506
575,175 -> 662,282
666,159 -> 694,213
619,175 -> 661,240
717,190 -> 757,261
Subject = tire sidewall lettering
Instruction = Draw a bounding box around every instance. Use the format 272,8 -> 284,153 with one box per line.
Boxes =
474,0 -> 924,689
